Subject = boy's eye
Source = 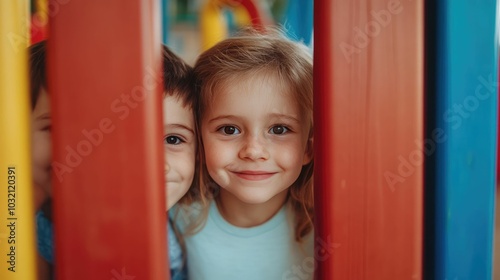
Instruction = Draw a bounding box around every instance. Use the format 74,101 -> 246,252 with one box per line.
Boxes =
218,126 -> 240,135
164,136 -> 183,145
269,125 -> 289,135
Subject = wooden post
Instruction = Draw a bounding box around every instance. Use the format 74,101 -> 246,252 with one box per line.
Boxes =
314,0 -> 423,278
426,1 -> 498,278
48,0 -> 168,279
0,1 -> 38,279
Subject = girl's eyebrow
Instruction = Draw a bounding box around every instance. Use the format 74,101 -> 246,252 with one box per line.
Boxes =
268,113 -> 300,124
164,123 -> 194,135
208,114 -> 301,124
36,113 -> 51,120
207,115 -> 238,124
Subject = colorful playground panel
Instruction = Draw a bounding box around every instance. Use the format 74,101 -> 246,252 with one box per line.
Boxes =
0,1 -> 37,279
314,0 -> 423,278
48,0 -> 168,279
427,0 -> 498,279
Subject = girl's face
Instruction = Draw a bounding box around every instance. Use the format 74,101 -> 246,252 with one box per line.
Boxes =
201,74 -> 312,208
163,95 -> 196,210
31,88 -> 52,206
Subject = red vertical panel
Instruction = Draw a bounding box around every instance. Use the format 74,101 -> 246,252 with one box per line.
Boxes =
48,1 -> 167,279
314,0 -> 423,279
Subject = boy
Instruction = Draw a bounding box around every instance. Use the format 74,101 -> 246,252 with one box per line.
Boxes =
28,41 -> 197,280
161,45 -> 197,280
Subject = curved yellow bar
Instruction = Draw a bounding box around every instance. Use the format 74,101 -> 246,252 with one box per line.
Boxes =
232,5 -> 251,27
200,0 -> 228,51
0,1 -> 37,279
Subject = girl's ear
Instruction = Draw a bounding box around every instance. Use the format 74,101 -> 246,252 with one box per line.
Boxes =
302,136 -> 314,165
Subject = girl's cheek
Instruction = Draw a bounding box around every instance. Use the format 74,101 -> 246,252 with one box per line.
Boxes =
209,168 -> 230,187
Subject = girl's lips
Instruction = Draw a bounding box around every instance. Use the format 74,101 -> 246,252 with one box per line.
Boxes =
232,171 -> 277,181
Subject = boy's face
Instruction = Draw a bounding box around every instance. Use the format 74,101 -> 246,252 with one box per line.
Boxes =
31,88 -> 52,206
163,95 -> 196,210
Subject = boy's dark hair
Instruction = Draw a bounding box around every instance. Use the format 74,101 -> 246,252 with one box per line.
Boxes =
162,45 -> 194,108
29,41 -> 47,109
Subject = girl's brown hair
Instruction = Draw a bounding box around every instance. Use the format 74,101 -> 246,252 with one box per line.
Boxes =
193,28 -> 314,242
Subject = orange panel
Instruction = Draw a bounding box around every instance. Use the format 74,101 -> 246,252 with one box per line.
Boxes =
314,0 -> 423,279
48,1 -> 167,279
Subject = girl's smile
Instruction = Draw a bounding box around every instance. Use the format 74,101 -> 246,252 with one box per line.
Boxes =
231,170 -> 278,181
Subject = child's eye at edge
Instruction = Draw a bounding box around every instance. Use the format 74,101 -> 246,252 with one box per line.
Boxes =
163,135 -> 185,145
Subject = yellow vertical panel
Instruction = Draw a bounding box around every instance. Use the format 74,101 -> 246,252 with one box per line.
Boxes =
36,0 -> 49,23
0,1 -> 37,280
200,0 -> 228,51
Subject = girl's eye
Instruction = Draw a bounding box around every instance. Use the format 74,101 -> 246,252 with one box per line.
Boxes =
164,136 -> 183,145
42,125 -> 51,132
218,126 -> 240,135
269,125 -> 289,135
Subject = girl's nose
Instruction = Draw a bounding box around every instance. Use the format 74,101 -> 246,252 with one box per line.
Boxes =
238,135 -> 269,161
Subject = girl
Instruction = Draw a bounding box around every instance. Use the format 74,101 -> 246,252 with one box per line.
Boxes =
181,28 -> 314,280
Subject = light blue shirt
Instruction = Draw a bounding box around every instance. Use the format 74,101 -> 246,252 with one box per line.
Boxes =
168,219 -> 186,280
36,210 -> 54,264
176,202 -> 314,280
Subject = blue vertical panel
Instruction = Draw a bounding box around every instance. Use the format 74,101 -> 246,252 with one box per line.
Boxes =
283,0 -> 313,45
430,1 -> 498,279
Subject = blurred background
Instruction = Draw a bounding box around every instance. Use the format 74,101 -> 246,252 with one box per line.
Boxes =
30,0 -> 314,65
